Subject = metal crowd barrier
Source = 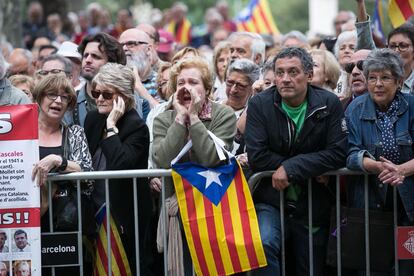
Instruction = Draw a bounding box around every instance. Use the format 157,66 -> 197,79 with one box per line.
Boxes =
43,168 -> 400,275
249,169 -> 399,276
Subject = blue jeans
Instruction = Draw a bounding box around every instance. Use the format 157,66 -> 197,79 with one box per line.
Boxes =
251,203 -> 329,276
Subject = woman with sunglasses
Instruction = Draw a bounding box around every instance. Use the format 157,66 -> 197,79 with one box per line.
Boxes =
346,49 -> 414,275
84,62 -> 152,274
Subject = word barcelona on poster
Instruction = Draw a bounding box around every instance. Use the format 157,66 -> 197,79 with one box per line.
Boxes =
0,104 -> 40,275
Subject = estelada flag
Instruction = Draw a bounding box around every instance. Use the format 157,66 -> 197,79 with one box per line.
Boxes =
172,158 -> 267,276
388,0 -> 414,27
236,0 -> 280,34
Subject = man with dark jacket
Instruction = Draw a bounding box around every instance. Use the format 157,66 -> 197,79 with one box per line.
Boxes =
246,47 -> 347,276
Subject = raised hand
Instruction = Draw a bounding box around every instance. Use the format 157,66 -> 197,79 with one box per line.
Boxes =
106,96 -> 126,129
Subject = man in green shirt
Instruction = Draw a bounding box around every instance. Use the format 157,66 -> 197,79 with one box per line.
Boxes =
246,47 -> 347,276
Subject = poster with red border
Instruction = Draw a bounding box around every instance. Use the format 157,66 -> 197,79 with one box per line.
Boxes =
0,104 -> 40,275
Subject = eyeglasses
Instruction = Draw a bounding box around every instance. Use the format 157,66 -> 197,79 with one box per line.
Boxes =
91,90 -> 115,100
388,43 -> 412,52
37,69 -> 67,76
120,40 -> 149,48
344,60 -> 364,74
46,92 -> 70,103
226,80 -> 250,90
367,75 -> 395,84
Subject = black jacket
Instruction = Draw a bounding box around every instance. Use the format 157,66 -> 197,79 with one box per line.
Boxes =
84,108 -> 152,272
245,85 -> 347,225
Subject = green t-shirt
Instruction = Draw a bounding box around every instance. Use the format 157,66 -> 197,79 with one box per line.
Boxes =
281,100 -> 308,202
281,100 -> 307,139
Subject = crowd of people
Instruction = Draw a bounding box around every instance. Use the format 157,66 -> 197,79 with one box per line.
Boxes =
1,0 -> 414,275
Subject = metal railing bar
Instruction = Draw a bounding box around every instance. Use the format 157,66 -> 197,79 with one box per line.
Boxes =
133,177 -> 140,275
336,175 -> 341,276
162,176 -> 168,276
76,179 -> 84,276
105,178 -> 112,276
48,169 -> 172,181
308,179 -> 314,276
280,190 -> 286,276
393,186 -> 399,276
364,175 -> 370,275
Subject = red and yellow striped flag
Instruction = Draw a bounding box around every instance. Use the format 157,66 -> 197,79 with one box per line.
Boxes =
167,18 -> 192,46
93,206 -> 132,276
172,158 -> 267,276
236,0 -> 280,34
388,0 -> 414,27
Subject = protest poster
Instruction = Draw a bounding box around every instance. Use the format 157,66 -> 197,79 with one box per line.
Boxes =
0,104 -> 40,275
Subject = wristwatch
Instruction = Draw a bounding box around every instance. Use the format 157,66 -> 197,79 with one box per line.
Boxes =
106,126 -> 119,134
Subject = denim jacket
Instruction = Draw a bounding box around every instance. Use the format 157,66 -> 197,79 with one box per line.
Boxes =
345,92 -> 414,221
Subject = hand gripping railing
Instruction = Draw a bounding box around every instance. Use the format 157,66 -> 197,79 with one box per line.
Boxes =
248,168 -> 400,276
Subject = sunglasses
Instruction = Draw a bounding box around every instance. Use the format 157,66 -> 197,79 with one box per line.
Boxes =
344,60 -> 364,74
91,90 -> 115,100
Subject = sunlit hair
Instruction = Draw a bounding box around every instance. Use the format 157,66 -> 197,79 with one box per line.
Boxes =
33,74 -> 76,110
228,32 -> 265,65
226,58 -> 260,84
310,49 -> 341,90
334,30 -> 357,59
363,48 -> 404,81
9,74 -> 35,92
156,61 -> 173,100
213,41 -> 231,81
169,57 -> 213,97
92,63 -> 136,111
171,47 -> 200,64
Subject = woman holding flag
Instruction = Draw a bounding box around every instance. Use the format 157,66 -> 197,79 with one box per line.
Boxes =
152,57 -> 237,275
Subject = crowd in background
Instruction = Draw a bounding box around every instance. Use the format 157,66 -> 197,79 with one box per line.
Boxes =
1,0 -> 414,275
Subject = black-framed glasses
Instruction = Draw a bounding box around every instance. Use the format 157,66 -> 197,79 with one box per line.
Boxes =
37,69 -> 68,76
344,60 -> 364,74
91,90 -> 115,100
226,80 -> 250,90
46,92 -> 69,103
120,40 -> 149,48
388,43 -> 412,52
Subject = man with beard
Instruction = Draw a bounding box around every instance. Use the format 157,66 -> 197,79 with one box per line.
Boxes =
119,28 -> 159,119
64,32 -> 126,126
341,49 -> 371,110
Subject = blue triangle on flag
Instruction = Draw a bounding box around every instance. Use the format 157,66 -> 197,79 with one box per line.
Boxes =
172,158 -> 238,205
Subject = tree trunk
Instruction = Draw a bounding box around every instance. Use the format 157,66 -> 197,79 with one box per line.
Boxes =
0,0 -> 23,48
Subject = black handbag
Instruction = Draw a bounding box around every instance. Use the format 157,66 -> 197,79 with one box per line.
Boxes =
326,205 -> 394,272
52,125 -> 96,235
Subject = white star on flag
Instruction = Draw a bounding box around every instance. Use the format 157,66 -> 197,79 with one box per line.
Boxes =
198,170 -> 222,189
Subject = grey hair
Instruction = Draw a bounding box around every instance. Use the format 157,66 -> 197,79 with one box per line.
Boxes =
226,58 -> 260,84
334,30 -> 357,58
228,32 -> 265,65
363,48 -> 404,81
262,59 -> 274,75
282,30 -> 308,45
273,47 -> 314,75
92,63 -> 136,111
41,54 -> 73,74
0,52 -> 10,79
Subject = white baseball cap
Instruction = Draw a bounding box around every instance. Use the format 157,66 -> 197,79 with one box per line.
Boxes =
57,41 -> 82,61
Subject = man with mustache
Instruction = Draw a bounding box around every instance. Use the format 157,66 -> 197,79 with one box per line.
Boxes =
341,49 -> 371,110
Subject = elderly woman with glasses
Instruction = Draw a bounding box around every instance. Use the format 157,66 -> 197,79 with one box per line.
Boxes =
83,62 -> 152,274
346,48 -> 414,275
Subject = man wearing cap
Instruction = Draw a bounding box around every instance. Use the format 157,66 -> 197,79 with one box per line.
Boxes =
157,29 -> 176,62
57,41 -> 84,89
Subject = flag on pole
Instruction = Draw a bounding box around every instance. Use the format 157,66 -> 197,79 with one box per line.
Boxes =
388,0 -> 414,27
93,205 -> 132,276
172,158 -> 267,276
236,0 -> 280,34
372,0 -> 385,41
